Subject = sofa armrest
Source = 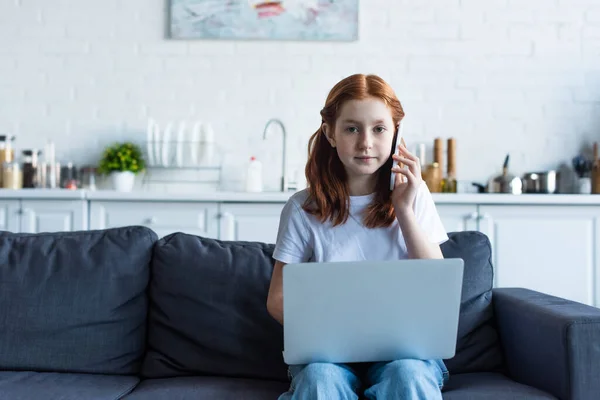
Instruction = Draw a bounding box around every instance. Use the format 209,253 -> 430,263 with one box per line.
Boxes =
493,288 -> 600,400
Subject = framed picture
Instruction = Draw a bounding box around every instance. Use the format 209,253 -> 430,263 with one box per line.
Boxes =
170,0 -> 359,41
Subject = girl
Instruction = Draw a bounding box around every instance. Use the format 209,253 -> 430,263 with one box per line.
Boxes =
267,74 -> 450,399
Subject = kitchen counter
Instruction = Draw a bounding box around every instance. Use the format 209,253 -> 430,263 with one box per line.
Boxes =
85,190 -> 295,202
3,188 -> 600,205
0,189 -> 86,200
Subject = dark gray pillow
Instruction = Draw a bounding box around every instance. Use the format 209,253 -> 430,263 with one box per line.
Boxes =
441,231 -> 505,374
141,233 -> 287,382
0,226 -> 157,375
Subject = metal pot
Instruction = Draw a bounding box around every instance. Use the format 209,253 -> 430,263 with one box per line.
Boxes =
488,173 -> 523,194
522,171 -> 559,194
487,154 -> 523,194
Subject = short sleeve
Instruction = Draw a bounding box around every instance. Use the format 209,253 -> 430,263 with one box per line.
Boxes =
272,199 -> 313,264
413,182 -> 449,245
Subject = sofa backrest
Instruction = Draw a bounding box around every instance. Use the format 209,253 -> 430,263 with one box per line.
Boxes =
141,230 -> 504,381
0,226 -> 157,375
440,231 -> 505,374
141,234 -> 288,381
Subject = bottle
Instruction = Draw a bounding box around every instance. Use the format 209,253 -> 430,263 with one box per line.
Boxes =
441,138 -> 458,193
245,156 -> 263,192
414,143 -> 427,180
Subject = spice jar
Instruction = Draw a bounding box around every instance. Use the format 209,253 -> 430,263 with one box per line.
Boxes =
22,149 -> 40,188
0,135 -> 15,164
0,135 -> 15,188
2,160 -> 22,189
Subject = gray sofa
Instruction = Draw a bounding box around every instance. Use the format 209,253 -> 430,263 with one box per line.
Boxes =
0,226 -> 599,400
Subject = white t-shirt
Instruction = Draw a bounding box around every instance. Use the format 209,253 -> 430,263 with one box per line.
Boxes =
272,182 -> 448,264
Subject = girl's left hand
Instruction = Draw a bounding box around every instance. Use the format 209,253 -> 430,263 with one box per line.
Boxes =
391,144 -> 422,215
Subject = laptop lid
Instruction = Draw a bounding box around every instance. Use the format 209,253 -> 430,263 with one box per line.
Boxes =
282,258 -> 464,365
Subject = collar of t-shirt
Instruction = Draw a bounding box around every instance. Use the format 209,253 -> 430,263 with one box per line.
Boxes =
349,193 -> 375,215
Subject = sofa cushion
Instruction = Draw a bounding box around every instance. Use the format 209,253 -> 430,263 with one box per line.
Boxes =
441,231 -> 505,374
0,371 -> 139,400
0,226 -> 157,375
141,234 -> 287,381
442,372 -> 557,399
124,377 -> 289,399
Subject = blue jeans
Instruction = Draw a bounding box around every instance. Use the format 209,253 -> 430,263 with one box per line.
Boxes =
278,359 -> 449,400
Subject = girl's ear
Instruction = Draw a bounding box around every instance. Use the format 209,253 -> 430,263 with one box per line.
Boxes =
322,123 -> 336,148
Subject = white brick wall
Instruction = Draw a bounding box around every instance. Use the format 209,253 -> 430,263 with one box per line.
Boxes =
1,0 -> 599,190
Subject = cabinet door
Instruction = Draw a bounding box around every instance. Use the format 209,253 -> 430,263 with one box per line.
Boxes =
219,203 -> 285,243
90,201 -> 219,239
19,200 -> 87,233
478,205 -> 597,306
0,200 -> 20,232
435,204 -> 479,233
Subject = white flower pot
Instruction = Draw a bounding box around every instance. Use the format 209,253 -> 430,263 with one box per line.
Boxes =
111,171 -> 136,192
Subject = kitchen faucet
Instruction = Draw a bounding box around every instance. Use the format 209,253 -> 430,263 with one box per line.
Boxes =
262,118 -> 289,192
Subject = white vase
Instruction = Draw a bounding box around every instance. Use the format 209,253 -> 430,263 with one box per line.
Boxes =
111,171 -> 136,192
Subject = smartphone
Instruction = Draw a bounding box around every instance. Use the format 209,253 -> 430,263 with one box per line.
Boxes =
390,122 -> 403,190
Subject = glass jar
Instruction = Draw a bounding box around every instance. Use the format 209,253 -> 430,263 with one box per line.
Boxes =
80,166 -> 97,191
61,162 -> 78,190
0,135 -> 15,164
22,149 -> 40,188
2,160 -> 22,189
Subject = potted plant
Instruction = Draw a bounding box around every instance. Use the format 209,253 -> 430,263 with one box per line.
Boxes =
98,142 -> 145,192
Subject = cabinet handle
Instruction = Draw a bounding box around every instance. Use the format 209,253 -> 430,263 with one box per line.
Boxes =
145,217 -> 157,225
220,212 -> 235,241
467,212 -> 479,221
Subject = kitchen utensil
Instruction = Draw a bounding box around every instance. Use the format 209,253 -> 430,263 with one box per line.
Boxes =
488,154 -> 522,194
522,171 -> 559,194
572,155 -> 592,178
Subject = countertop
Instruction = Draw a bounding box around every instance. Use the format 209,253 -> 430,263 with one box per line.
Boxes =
3,188 -> 600,205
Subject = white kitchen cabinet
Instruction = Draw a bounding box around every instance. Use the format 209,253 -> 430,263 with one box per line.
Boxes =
89,201 -> 219,239
0,200 -> 20,232
218,203 -> 285,243
19,200 -> 87,233
436,204 -> 479,233
217,203 -> 478,244
478,205 -> 598,306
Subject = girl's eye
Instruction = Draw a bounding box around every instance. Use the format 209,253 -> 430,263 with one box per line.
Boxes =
374,126 -> 386,133
345,126 -> 359,133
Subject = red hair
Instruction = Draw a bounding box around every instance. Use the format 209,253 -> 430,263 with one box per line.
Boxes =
303,74 -> 405,228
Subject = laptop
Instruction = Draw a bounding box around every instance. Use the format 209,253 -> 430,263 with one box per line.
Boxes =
282,258 -> 464,365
